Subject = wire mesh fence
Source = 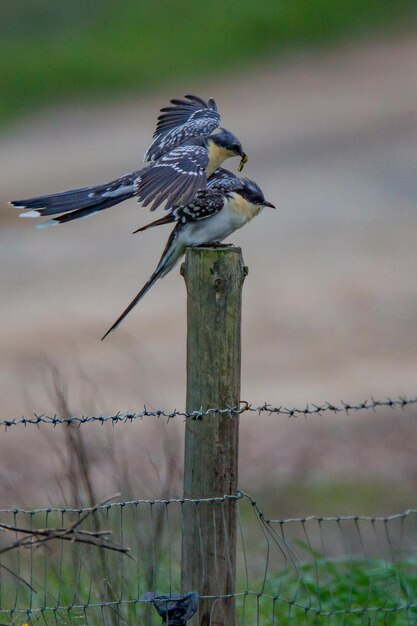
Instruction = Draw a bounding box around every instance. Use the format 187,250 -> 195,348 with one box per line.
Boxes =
1,394 -> 417,625
1,493 -> 417,624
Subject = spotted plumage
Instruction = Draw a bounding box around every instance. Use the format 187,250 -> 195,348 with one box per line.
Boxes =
135,143 -> 209,212
102,173 -> 275,339
174,189 -> 225,222
8,96 -> 275,341
11,94 -> 247,223
206,167 -> 242,192
144,95 -> 220,162
135,127 -> 246,211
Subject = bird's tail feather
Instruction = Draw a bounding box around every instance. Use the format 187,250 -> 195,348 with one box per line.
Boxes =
133,214 -> 175,234
36,194 -> 135,229
11,171 -> 139,224
101,269 -> 164,340
102,228 -> 184,339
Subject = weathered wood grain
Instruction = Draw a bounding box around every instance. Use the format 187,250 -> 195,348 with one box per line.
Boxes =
181,247 -> 246,626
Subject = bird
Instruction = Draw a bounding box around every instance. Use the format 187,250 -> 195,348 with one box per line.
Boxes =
10,95 -> 248,226
101,169 -> 275,339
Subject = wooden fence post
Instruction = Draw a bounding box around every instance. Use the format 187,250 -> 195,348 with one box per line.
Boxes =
181,246 -> 246,626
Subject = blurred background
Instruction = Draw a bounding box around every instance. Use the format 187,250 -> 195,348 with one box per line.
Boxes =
1,0 -> 417,516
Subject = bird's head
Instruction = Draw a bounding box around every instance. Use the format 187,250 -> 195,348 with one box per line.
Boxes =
207,128 -> 247,173
237,178 -> 275,209
210,128 -> 245,157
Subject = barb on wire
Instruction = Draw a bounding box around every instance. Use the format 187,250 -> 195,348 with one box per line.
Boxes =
255,395 -> 417,418
0,394 -> 416,428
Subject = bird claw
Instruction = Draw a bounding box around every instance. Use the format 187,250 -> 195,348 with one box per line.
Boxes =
197,242 -> 234,249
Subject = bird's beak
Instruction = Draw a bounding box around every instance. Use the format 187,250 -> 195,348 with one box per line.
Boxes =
238,152 -> 248,172
263,200 -> 276,209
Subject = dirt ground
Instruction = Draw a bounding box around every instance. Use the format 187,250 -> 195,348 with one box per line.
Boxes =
1,35 -> 417,511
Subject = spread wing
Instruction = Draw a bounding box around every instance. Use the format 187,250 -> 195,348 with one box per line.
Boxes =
206,167 -> 242,193
173,189 -> 225,222
135,144 -> 208,211
144,95 -> 220,162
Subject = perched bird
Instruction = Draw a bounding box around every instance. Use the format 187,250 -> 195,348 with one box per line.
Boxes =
10,95 -> 247,226
101,170 -> 275,339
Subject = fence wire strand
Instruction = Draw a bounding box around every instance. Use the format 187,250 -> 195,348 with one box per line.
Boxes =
0,393 -> 416,428
1,492 -> 416,624
1,395 -> 417,624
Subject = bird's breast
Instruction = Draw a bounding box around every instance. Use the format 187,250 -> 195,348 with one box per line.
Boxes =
178,198 -> 261,248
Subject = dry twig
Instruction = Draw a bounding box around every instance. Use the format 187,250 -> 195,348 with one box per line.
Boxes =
0,494 -> 131,559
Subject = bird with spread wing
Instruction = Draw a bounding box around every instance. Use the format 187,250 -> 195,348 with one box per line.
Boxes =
11,95 -> 248,225
10,96 -> 275,338
102,168 -> 274,339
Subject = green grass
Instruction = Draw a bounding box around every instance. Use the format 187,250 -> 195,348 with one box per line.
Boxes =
5,548 -> 417,625
239,554 -> 417,625
1,0 -> 417,128
2,497 -> 417,625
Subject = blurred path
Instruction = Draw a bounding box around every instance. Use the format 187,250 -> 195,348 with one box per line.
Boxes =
1,36 -> 417,506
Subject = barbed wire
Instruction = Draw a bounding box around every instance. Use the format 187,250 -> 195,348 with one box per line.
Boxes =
0,394 -> 416,429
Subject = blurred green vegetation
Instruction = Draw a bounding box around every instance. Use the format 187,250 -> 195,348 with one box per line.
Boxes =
3,501 -> 416,625
240,555 -> 417,625
255,478 -> 417,519
1,0 -> 417,128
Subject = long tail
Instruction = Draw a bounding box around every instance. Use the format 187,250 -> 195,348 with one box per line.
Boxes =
132,213 -> 175,234
10,171 -> 140,228
101,268 -> 165,340
101,227 -> 184,340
